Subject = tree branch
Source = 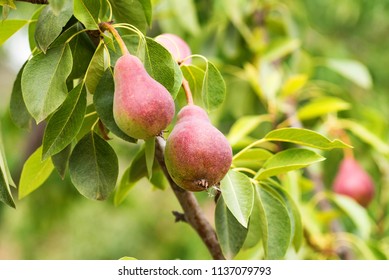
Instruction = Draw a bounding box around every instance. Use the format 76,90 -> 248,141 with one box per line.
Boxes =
15,0 -> 48,4
155,136 -> 225,260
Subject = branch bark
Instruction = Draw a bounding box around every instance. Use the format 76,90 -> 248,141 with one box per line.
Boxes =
155,136 -> 225,260
15,0 -> 48,4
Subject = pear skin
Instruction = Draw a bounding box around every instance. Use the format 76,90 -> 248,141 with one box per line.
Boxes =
164,105 -> 232,191
113,54 -> 175,139
155,33 -> 192,65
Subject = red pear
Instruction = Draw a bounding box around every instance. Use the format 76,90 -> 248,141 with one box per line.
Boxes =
164,105 -> 232,191
113,54 -> 175,139
333,157 -> 375,207
155,33 -> 192,65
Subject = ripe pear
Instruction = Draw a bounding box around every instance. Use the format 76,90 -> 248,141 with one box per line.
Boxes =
333,157 -> 375,207
113,54 -> 175,139
155,33 -> 192,65
164,105 -> 232,191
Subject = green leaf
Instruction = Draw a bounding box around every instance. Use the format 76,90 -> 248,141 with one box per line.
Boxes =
227,115 -> 271,146
220,170 -> 254,228
202,61 -> 226,111
0,129 -> 15,208
339,119 -> 389,155
114,166 -> 136,206
255,148 -> 325,180
49,0 -> 66,15
0,0 -> 16,9
69,132 -> 119,200
42,83 -> 87,160
68,23 -> 96,79
144,138 -> 155,179
19,146 -> 54,199
84,41 -> 106,94
0,19 -> 29,46
144,37 -> 183,98
263,38 -> 301,62
329,194 -> 372,240
73,0 -> 100,30
232,148 -> 273,170
93,69 -> 136,143
281,74 -> 308,98
34,2 -> 73,52
28,6 -> 44,51
297,97 -> 350,121
10,63 -> 32,129
119,256 -> 137,260
0,168 -> 15,208
257,186 -> 292,259
149,169 -> 169,190
51,144 -> 72,179
163,0 -> 199,35
108,0 -> 151,33
22,45 -> 73,123
264,127 -> 352,150
181,65 -> 205,100
264,182 -> 303,251
325,58 -> 372,89
215,197 -> 248,259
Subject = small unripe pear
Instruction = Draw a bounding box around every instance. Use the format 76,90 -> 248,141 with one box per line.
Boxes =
164,105 -> 232,191
113,54 -> 175,139
155,33 -> 192,65
333,157 -> 375,207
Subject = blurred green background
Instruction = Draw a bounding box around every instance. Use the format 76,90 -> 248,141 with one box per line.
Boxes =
1,0 -> 388,259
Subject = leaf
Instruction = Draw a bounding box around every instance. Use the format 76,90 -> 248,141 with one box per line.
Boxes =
180,65 -> 205,100
108,0 -> 151,33
0,129 -> 15,208
19,146 -> 54,199
297,97 -> 350,121
22,44 -> 73,123
51,144 -> 72,179
0,19 -> 29,46
28,6 -> 44,51
264,127 -> 352,150
255,148 -> 325,180
149,169 -> 169,190
34,2 -> 73,52
227,115 -> 271,146
84,41 -> 106,94
232,148 -> 273,170
0,168 -> 15,208
202,61 -> 226,111
220,170 -> 254,227
144,37 -> 183,98
10,62 -> 32,129
114,166 -> 136,206
257,186 -> 292,259
281,74 -> 308,98
215,196 -> 248,259
42,83 -> 87,160
263,38 -> 301,62
325,58 -> 372,89
69,132 -> 119,200
93,69 -> 136,143
339,119 -> 389,155
0,0 -> 16,9
164,0 -> 199,35
329,194 -> 372,240
144,138 -> 155,179
73,0 -> 100,30
49,0 -> 66,15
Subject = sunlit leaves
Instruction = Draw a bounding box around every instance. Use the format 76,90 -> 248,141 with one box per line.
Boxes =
297,97 -> 350,121
264,128 -> 352,150
0,19 -> 28,46
69,132 -> 119,200
0,128 -> 15,208
202,61 -> 226,111
22,45 -> 73,123
19,147 -> 54,199
84,41 -> 106,95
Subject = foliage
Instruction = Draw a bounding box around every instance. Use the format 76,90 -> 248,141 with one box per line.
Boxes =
0,0 -> 388,260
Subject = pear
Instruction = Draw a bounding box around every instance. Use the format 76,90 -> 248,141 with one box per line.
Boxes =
164,105 -> 232,191
155,33 -> 192,65
333,157 -> 375,207
113,54 -> 175,139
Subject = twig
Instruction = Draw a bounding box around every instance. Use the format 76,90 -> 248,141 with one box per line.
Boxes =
15,0 -> 48,4
155,136 -> 225,260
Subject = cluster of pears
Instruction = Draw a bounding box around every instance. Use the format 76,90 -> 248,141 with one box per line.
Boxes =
113,33 -> 232,192
333,156 -> 375,207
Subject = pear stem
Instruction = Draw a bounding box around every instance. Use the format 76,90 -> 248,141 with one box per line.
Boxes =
99,22 -> 129,56
182,78 -> 194,105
